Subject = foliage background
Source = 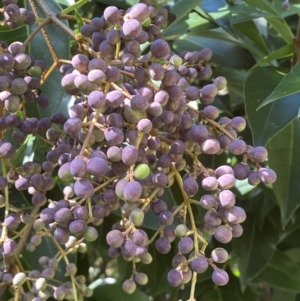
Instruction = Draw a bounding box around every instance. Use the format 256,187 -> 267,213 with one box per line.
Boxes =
3,0 -> 300,300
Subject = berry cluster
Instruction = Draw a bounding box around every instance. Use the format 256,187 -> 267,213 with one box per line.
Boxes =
0,0 -> 35,28
0,0 -> 277,300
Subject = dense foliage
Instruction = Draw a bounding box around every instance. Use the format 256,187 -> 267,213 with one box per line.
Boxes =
0,0 -> 300,301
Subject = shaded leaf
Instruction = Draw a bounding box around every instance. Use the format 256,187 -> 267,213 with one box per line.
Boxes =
266,16 -> 294,44
284,248 -> 300,264
230,214 -> 278,289
253,249 -> 300,292
163,12 -> 217,39
26,0 -> 70,118
95,0 -> 129,9
22,236 -> 76,282
244,66 -> 300,146
169,0 -> 204,29
213,68 -> 248,96
268,120 -> 300,227
271,289 -> 297,301
91,283 -> 149,301
258,63 -> 300,110
244,0 -> 278,15
250,43 -> 294,70
173,33 -> 255,69
231,20 -> 269,55
249,187 -> 276,229
189,28 -> 264,57
199,0 -> 235,36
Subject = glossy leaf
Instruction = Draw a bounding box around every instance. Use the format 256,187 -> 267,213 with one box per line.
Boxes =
250,43 -> 294,70
169,0 -> 203,29
254,249 -> 300,292
163,12 -> 217,39
173,33 -> 255,69
244,0 -> 278,15
249,187 -> 276,229
268,120 -> 300,227
199,0 -> 235,36
22,236 -> 76,282
266,16 -> 294,44
257,63 -> 300,109
244,66 -> 300,146
230,214 -> 278,289
26,0 -> 70,118
231,20 -> 269,55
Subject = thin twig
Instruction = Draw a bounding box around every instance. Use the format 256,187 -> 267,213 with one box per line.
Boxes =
292,16 -> 300,66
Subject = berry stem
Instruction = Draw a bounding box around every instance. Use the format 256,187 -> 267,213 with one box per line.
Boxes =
78,108 -> 103,157
45,231 -> 78,301
23,18 -> 51,48
0,159 -> 9,243
34,0 -> 77,39
187,271 -> 197,301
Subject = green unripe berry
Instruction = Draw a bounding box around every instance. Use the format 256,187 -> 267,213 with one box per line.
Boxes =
129,208 -> 144,226
141,252 -> 153,264
213,76 -> 227,90
175,224 -> 188,237
65,263 -> 77,276
78,242 -> 87,253
83,226 -> 98,242
134,164 -> 150,179
122,279 -> 136,294
134,272 -> 148,285
84,287 -> 94,297
170,55 -> 183,67
28,66 -> 42,77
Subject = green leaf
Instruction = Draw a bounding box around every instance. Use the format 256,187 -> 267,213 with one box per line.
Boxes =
95,0 -> 130,9
269,288 -> 297,301
229,4 -> 270,23
266,16 -> 294,44
250,43 -> 294,70
22,236 -> 76,282
173,33 -> 255,69
230,214 -> 278,289
213,68 -> 248,96
257,63 -> 300,110
26,0 -> 70,118
200,269 -> 253,301
249,188 -> 276,229
91,283 -> 149,301
231,20 -> 269,55
284,248 -> 300,264
244,66 -> 300,146
254,249 -> 300,292
168,0 -> 204,30
267,119 -> 300,227
54,0 -> 75,5
143,187 -> 179,230
182,27 -> 264,58
163,12 -> 217,39
244,0 -> 279,15
199,0 -> 236,36
126,0 -> 139,5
